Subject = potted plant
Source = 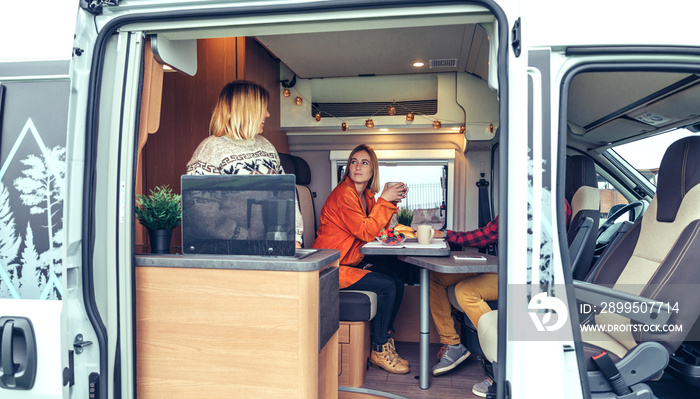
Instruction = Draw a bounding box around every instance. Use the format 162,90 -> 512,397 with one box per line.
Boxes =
135,185 -> 182,254
397,207 -> 414,227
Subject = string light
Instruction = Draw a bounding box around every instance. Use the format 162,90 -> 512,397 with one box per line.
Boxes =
280,84 -> 466,131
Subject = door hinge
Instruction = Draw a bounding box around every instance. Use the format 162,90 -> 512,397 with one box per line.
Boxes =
73,334 -> 93,354
511,18 -> 522,57
79,0 -> 119,15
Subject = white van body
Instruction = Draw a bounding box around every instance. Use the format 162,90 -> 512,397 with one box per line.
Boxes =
2,1 -> 700,398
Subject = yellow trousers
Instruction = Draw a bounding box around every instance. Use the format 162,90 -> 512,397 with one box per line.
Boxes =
429,271 -> 499,345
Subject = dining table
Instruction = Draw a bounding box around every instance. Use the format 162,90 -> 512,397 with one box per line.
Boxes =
360,238 -> 498,389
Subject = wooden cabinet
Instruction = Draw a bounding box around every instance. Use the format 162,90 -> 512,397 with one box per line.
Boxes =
135,260 -> 338,398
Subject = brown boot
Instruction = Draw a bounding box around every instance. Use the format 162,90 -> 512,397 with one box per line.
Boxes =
370,342 -> 410,374
387,338 -> 409,367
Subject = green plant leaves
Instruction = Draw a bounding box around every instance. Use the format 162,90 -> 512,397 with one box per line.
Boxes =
135,185 -> 182,231
397,207 -> 413,226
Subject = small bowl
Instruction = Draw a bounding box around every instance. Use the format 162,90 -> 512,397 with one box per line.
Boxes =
376,235 -> 406,246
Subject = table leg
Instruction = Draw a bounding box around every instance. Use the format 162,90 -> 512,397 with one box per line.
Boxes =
419,267 -> 430,389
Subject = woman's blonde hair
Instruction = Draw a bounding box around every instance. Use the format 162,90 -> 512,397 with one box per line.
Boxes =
342,144 -> 380,194
209,81 -> 269,140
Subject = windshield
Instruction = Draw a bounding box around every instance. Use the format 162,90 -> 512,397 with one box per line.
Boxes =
612,128 -> 697,185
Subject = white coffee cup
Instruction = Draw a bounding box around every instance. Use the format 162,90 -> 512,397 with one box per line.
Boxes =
417,224 -> 434,245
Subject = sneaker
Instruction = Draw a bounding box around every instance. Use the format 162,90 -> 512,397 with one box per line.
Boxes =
431,343 -> 470,376
472,377 -> 494,398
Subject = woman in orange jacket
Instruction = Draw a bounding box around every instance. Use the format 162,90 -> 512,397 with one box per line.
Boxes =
313,144 -> 410,374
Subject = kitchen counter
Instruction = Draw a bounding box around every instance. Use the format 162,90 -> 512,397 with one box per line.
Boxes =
135,248 -> 339,272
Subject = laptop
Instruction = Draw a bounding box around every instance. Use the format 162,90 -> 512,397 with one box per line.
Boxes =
181,174 -> 300,257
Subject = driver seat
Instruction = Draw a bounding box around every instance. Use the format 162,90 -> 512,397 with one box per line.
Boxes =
478,136 -> 700,398
566,155 -> 600,280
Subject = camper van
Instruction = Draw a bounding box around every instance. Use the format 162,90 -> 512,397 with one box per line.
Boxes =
4,0 -> 700,398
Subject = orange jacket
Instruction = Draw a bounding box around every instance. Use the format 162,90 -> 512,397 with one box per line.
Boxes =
313,177 -> 398,288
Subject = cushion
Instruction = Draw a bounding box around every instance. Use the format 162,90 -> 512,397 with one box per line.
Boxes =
340,290 -> 377,322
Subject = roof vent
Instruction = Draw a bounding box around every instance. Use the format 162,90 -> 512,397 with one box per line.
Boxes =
429,58 -> 457,68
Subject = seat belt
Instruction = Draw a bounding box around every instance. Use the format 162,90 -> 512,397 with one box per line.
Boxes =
476,173 -> 497,256
592,351 -> 632,396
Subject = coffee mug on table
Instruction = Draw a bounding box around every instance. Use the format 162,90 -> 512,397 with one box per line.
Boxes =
417,224 -> 434,245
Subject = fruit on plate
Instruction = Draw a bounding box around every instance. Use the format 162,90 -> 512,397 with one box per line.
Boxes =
394,223 -> 416,238
377,227 -> 406,245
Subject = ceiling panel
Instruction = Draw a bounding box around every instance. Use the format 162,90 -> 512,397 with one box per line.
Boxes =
256,24 -> 473,79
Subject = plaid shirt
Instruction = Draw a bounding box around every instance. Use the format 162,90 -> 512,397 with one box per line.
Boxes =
445,200 -> 571,248
445,216 -> 499,248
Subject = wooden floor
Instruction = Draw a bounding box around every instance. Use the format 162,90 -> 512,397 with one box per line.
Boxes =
355,342 -> 700,399
358,342 -> 486,398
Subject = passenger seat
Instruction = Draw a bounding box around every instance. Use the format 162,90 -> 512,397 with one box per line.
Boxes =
565,155 -> 600,280
278,153 -> 317,248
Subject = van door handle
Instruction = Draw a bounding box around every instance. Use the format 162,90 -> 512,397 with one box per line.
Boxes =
0,317 -> 37,390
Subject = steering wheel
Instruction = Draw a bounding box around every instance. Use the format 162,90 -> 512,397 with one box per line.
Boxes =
597,200 -> 647,240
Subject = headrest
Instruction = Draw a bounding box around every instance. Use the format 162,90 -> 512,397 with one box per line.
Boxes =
565,156 -> 597,202
278,153 -> 296,176
656,136 -> 700,222
277,153 -> 312,185
291,155 -> 312,185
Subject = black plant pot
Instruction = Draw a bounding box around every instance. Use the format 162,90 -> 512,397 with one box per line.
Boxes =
148,229 -> 173,254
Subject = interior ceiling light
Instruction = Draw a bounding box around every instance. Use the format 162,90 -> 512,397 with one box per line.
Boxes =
379,128 -> 389,132
412,61 -> 425,67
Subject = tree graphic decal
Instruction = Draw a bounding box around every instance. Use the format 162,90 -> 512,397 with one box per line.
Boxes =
0,117 -> 65,300
0,182 -> 21,298
13,145 -> 65,299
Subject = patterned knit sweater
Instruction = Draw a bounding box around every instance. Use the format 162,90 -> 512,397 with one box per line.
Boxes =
186,134 -> 303,243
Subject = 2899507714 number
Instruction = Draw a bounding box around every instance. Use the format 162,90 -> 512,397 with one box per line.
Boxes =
598,301 -> 680,315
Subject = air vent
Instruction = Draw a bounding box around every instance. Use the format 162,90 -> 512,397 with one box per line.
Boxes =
312,99 -> 437,118
429,58 -> 457,68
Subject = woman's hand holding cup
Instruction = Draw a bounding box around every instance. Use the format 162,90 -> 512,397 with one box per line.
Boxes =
380,182 -> 408,204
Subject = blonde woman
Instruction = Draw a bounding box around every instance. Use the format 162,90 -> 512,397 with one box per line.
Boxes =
186,81 -> 302,247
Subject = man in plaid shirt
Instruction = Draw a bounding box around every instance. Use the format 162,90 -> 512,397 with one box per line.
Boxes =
428,200 -> 571,396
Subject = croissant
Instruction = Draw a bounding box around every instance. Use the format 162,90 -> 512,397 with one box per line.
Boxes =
394,224 -> 416,238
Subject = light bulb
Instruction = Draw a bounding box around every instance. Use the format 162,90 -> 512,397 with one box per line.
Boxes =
283,88 -> 291,97
294,96 -> 303,106
365,119 -> 375,129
